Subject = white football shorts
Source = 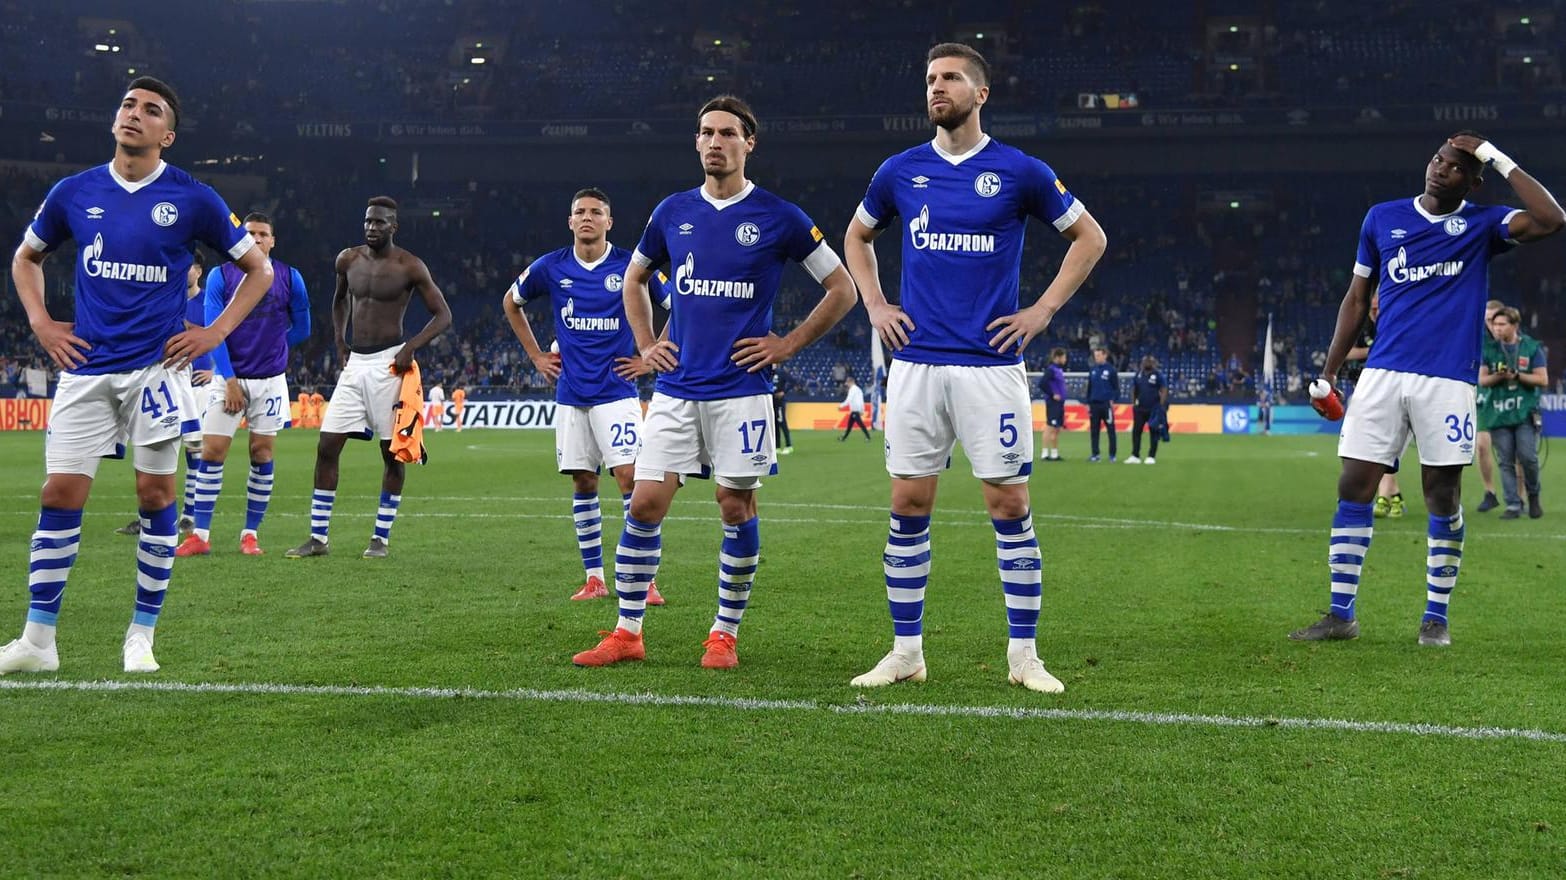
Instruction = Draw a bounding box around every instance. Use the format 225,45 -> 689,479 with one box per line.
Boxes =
885,361 -> 1034,483
634,392 -> 776,490
202,374 -> 293,437
556,396 -> 643,474
47,364 -> 189,477
320,345 -> 404,440
1339,368 -> 1477,468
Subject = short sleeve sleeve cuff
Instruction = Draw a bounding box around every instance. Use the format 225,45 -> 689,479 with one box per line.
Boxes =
23,228 -> 49,253
855,203 -> 882,230
1052,199 -> 1086,232
799,241 -> 843,284
1352,262 -> 1372,278
630,249 -> 654,269
226,234 -> 257,261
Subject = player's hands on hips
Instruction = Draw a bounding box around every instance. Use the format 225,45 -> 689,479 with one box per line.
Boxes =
192,368 -> 215,386
391,347 -> 415,375
164,323 -> 223,369
531,351 -> 562,382
223,378 -> 247,415
32,319 -> 90,370
987,307 -> 1053,355
732,333 -> 795,373
613,355 -> 650,380
867,301 -> 914,350
641,340 -> 680,373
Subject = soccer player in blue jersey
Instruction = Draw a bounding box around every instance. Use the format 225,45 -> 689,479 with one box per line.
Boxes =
284,196 -> 452,560
502,187 -> 668,604
1,77 -> 274,675
1290,132 -> 1562,647
572,95 -> 858,669
844,43 -> 1106,693
115,248 -> 213,538
175,212 -> 311,558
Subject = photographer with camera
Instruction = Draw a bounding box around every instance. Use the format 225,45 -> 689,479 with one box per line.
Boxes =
1479,306 -> 1547,519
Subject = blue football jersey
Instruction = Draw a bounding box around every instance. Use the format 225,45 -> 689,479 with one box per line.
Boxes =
857,135 -> 1084,366
510,244 -> 670,407
633,183 -> 841,400
24,162 -> 253,375
1353,198 -> 1519,383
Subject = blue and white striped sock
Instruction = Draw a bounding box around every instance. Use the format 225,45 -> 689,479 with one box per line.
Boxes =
243,461 -> 274,537
573,492 -> 604,581
712,517 -> 760,637
373,492 -> 401,544
130,504 -> 177,642
885,513 -> 932,655
995,512 -> 1043,651
191,460 -> 224,542
1328,500 -> 1375,620
1424,508 -> 1464,624
309,489 -> 335,543
614,516 -> 661,635
181,450 -> 201,518
23,507 -> 82,649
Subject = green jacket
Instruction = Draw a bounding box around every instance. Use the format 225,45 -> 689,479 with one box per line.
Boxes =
1478,333 -> 1546,430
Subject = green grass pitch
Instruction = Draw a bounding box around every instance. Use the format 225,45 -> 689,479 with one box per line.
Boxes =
1,428 -> 1564,878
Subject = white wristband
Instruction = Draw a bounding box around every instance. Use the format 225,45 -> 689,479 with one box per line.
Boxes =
1474,141 -> 1518,178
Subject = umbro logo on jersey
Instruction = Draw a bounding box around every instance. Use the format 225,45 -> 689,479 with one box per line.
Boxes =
86,207 -> 105,220
911,176 -> 930,188
152,202 -> 179,227
558,278 -> 574,288
1390,228 -> 1407,239
678,223 -> 695,235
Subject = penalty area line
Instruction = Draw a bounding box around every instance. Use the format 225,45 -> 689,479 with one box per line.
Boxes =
2,678 -> 1563,744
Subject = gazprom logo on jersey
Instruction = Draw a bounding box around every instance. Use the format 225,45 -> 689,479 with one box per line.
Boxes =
81,234 -> 168,283
673,254 -> 755,299
1385,246 -> 1464,285
559,297 -> 621,332
908,205 -> 995,252
1222,406 -> 1250,434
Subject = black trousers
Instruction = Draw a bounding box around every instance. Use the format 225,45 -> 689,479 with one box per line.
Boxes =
842,411 -> 870,439
1089,402 -> 1117,457
773,400 -> 792,448
1131,406 -> 1159,458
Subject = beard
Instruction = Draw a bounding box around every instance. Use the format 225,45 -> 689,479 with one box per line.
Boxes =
927,100 -> 974,130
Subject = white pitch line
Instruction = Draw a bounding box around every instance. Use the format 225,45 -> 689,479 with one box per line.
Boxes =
1,678 -> 1563,744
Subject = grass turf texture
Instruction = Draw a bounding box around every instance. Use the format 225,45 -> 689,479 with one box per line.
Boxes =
1,428 -> 1563,878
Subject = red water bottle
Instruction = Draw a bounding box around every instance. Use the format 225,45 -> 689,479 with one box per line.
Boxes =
1309,379 -> 1345,421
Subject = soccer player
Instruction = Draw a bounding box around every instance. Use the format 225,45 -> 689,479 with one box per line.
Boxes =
284,196 -> 452,559
1481,306 -> 1546,519
307,389 -> 326,428
1038,347 -> 1067,461
771,364 -> 793,455
839,375 -> 871,441
843,43 -> 1106,693
1127,355 -> 1166,464
450,385 -> 466,432
1,77 -> 273,675
1290,131 -> 1562,647
427,379 -> 445,431
175,212 -> 311,557
1086,346 -> 1118,462
572,95 -> 857,669
501,186 -> 667,603
116,248 -> 213,537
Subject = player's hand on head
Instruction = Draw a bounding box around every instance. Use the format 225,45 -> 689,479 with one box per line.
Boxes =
1447,134 -> 1484,156
613,355 -> 650,380
986,308 -> 1052,355
532,351 -> 563,382
731,333 -> 795,373
867,302 -> 914,350
641,340 -> 680,373
32,320 -> 90,370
